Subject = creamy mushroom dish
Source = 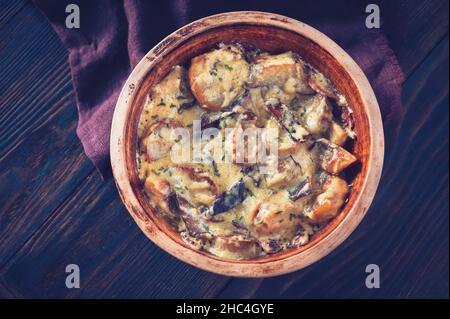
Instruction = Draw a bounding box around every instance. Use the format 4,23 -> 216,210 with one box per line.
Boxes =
137,43 -> 358,260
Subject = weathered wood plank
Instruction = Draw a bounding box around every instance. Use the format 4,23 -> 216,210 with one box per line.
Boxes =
392,0 -> 449,77
0,101 -> 95,267
0,3 -> 72,156
218,36 -> 449,298
0,277 -> 16,298
0,3 -> 95,267
0,0 -> 26,30
0,172 -> 230,298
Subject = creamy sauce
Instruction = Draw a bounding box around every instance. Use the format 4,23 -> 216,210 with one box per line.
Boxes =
137,43 -> 358,260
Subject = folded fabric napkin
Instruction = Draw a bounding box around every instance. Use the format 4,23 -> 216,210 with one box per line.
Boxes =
33,0 -> 404,178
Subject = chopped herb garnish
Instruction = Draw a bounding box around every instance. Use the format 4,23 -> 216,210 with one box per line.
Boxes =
289,96 -> 299,109
170,103 -> 177,108
158,166 -> 169,173
151,169 -> 160,176
157,98 -> 166,106
300,107 -> 307,116
210,60 -> 220,76
151,114 -> 159,119
224,64 -> 233,71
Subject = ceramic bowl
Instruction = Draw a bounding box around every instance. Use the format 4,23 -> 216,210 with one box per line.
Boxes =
110,11 -> 384,277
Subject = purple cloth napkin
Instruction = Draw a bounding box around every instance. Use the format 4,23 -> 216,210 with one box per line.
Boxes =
33,0 -> 404,178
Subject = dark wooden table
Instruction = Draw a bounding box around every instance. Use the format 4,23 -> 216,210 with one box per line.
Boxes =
0,0 -> 448,298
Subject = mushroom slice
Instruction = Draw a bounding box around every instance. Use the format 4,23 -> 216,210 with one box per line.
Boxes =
210,235 -> 262,260
249,52 -> 313,94
212,179 -> 249,215
170,165 -> 219,206
265,156 -> 302,189
247,87 -> 271,127
267,103 -> 309,142
287,177 -> 313,201
144,176 -> 177,215
188,45 -> 249,111
180,228 -> 213,251
264,117 -> 300,158
302,95 -> 333,135
316,138 -> 357,174
169,194 -> 208,235
143,119 -> 183,161
200,110 -> 235,129
258,238 -> 283,254
305,175 -> 349,223
291,142 -> 317,180
290,230 -> 310,248
308,70 -> 339,99
329,121 -> 348,146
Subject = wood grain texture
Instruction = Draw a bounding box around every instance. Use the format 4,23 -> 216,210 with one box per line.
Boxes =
0,3 -> 95,269
390,0 -> 449,77
0,278 -> 16,298
0,0 -> 448,298
0,0 -> 26,30
0,101 -> 94,266
0,4 -> 72,156
1,173 -> 230,298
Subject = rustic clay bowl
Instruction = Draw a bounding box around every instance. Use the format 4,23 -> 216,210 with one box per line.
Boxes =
110,11 -> 384,277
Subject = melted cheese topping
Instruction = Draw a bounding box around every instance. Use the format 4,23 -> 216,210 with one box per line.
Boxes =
137,44 -> 358,260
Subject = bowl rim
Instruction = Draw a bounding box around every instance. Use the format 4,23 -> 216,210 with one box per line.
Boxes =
110,11 -> 384,277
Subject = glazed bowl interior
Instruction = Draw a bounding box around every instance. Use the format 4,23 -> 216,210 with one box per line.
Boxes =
113,12 -> 383,276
